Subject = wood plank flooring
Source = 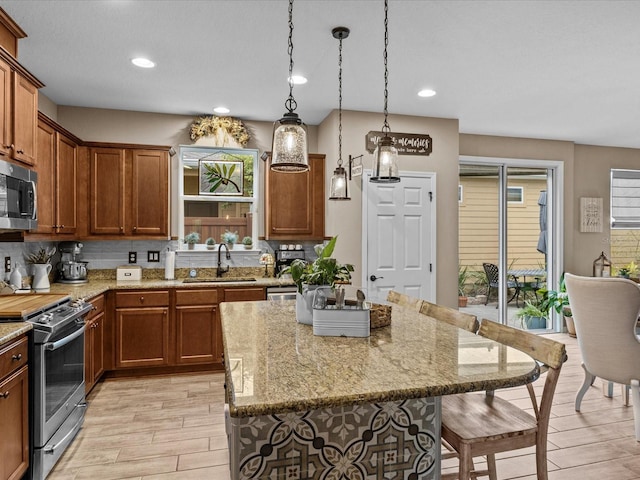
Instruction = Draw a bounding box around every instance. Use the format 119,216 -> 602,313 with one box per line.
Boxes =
48,333 -> 640,479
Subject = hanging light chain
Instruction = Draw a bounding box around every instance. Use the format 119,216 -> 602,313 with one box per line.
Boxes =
337,31 -> 344,167
285,0 -> 297,114
382,0 -> 390,134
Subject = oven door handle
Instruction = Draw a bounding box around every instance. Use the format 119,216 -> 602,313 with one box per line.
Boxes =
44,324 -> 85,351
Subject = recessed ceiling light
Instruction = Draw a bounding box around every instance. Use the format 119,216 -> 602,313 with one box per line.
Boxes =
131,57 -> 155,68
289,75 -> 307,85
418,89 -> 436,98
213,106 -> 230,114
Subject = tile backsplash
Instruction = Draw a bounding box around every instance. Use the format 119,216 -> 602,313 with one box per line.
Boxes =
1,239 -> 324,280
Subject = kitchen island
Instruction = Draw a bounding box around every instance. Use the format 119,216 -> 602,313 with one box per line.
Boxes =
221,300 -> 539,479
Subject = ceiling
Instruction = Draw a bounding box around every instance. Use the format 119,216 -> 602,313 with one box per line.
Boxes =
4,0 -> 640,149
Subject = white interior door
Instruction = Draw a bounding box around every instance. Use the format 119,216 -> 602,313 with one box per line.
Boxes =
362,172 -> 435,302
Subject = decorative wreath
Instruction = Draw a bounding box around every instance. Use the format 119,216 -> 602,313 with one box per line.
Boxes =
189,115 -> 250,146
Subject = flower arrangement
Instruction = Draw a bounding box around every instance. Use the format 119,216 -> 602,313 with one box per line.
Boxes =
242,236 -> 253,247
25,246 -> 56,264
221,230 -> 239,245
184,232 -> 200,244
189,115 -> 250,146
616,261 -> 638,278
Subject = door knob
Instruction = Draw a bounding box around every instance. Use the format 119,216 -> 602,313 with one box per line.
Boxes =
370,275 -> 384,282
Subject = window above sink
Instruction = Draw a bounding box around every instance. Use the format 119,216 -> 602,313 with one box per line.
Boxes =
178,146 -> 259,251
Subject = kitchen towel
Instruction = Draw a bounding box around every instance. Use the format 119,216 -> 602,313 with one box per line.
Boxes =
165,250 -> 175,280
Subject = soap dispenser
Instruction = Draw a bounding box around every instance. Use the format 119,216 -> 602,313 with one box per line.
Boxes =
9,264 -> 22,289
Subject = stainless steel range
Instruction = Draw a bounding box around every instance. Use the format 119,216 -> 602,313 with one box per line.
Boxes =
0,294 -> 92,480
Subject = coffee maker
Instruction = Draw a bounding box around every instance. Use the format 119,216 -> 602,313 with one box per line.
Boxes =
56,241 -> 89,284
275,249 -> 305,277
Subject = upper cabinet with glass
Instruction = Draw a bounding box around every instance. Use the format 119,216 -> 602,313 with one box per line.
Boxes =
178,146 -> 258,250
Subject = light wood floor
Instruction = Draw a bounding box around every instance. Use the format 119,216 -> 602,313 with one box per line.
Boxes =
48,333 -> 640,479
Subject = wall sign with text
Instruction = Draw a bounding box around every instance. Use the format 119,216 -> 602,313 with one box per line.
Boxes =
365,131 -> 433,156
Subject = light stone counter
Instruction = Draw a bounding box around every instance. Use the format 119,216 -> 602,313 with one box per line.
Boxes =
0,322 -> 32,346
221,300 -> 539,479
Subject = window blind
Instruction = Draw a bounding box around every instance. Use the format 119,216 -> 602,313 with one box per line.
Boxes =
611,169 -> 640,229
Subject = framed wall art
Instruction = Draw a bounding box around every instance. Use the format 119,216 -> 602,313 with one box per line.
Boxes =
199,159 -> 244,195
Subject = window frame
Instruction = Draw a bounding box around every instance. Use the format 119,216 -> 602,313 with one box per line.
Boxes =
177,145 -> 259,250
611,168 -> 640,229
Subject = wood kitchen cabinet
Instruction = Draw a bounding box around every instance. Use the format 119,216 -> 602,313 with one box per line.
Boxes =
264,152 -> 325,240
175,289 -> 219,364
84,294 -> 105,394
33,113 -> 80,236
0,51 -> 42,168
0,334 -> 29,480
114,290 -> 170,368
87,144 -> 169,239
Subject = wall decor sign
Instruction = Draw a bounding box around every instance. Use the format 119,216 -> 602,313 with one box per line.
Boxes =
365,131 -> 433,155
199,160 -> 244,195
580,197 -> 603,232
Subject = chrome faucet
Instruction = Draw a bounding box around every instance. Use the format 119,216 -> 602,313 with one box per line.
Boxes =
217,243 -> 231,277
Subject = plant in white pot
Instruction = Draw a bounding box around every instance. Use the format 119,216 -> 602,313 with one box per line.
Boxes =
25,246 -> 56,291
184,231 -> 200,250
281,236 -> 354,325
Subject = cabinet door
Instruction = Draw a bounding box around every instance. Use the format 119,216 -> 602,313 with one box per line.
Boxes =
0,57 -> 11,160
56,133 -> 78,234
0,365 -> 29,480
223,287 -> 266,302
131,149 -> 168,236
90,148 -> 126,235
115,307 -> 169,368
175,304 -> 218,364
12,71 -> 38,166
84,312 -> 105,394
35,120 -> 56,233
265,153 -> 325,240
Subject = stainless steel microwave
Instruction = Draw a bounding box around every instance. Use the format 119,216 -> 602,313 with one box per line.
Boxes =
0,159 -> 37,230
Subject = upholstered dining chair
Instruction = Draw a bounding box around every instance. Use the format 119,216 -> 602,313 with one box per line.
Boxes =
564,273 -> 640,441
482,263 -> 520,307
441,318 -> 567,480
419,299 -> 479,333
386,290 -> 424,311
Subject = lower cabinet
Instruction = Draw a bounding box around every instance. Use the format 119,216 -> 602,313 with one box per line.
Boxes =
0,335 -> 29,480
85,294 -> 105,394
175,289 -> 219,364
115,291 -> 170,368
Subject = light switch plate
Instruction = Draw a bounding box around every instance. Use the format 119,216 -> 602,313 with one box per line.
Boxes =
148,251 -> 160,262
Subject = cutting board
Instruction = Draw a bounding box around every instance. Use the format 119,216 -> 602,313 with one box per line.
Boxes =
0,293 -> 71,318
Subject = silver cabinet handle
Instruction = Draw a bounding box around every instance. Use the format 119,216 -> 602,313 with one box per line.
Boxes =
11,353 -> 22,361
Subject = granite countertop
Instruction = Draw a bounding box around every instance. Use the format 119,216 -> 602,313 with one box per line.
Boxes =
221,301 -> 540,418
0,322 -> 32,347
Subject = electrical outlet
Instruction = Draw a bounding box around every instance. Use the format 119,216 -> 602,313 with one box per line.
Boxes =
148,251 -> 160,262
128,252 -> 137,264
4,256 -> 10,272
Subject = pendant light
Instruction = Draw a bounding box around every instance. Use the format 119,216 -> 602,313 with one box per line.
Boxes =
370,0 -> 400,183
271,0 -> 309,173
329,26 -> 350,201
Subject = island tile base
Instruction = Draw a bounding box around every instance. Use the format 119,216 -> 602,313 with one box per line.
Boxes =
227,396 -> 440,479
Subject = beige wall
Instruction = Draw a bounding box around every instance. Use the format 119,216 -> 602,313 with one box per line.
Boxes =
318,110 -> 460,307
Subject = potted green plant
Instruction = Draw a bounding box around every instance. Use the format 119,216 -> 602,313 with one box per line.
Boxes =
281,236 -> 354,324
184,231 -> 200,249
205,237 -> 215,250
458,265 -> 469,307
242,236 -> 253,249
538,274 -> 574,337
515,300 -> 548,329
25,246 -> 56,291
221,230 -> 238,249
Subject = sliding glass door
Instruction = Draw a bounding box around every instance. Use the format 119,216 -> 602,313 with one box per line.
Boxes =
459,157 -> 563,330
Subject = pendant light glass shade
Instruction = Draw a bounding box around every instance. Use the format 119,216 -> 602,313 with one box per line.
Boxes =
271,0 -> 309,173
329,165 -> 349,200
370,0 -> 400,184
271,112 -> 309,172
370,135 -> 400,183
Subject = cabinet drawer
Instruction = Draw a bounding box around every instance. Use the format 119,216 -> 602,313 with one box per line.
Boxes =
115,290 -> 169,308
175,289 -> 218,306
0,336 -> 28,379
86,294 -> 105,319
223,287 -> 266,302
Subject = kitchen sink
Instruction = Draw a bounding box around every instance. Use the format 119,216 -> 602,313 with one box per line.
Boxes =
182,277 -> 256,283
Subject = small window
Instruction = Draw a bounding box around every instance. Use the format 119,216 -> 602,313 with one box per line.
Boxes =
458,185 -> 463,203
507,186 -> 523,203
611,169 -> 640,229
